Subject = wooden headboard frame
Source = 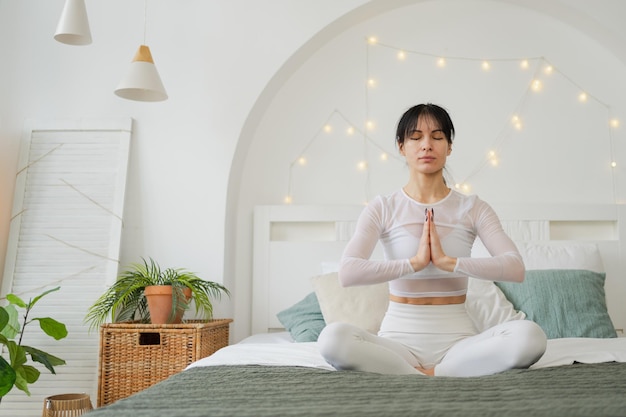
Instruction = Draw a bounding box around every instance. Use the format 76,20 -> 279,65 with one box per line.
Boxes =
252,203 -> 626,336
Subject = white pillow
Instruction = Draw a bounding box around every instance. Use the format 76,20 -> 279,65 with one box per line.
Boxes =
520,242 -> 604,272
472,239 -> 604,272
465,278 -> 525,332
311,272 -> 388,334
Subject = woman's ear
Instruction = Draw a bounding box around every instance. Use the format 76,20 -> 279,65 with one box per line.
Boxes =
447,144 -> 452,155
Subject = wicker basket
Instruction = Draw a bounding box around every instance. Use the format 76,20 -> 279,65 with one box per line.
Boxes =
42,393 -> 93,417
97,319 -> 232,406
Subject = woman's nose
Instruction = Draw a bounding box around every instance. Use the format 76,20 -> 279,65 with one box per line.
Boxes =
422,137 -> 433,150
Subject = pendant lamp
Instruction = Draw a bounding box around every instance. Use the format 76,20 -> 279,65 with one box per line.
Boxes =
54,0 -> 92,45
114,0 -> 168,102
114,45 -> 168,102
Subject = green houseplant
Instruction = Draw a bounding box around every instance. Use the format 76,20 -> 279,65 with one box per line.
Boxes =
0,287 -> 67,404
85,258 -> 230,329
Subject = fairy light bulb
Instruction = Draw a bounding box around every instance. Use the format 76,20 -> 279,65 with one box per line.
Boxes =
397,50 -> 406,61
437,57 -> 446,68
298,156 -> 307,166
481,61 -> 491,71
346,126 -> 355,135
284,195 -> 293,204
520,60 -> 529,69
511,115 -> 523,131
544,65 -> 553,75
366,120 -> 375,131
357,161 -> 368,171
323,124 -> 332,133
367,36 -> 378,45
611,161 -> 617,168
531,79 -> 543,92
578,92 -> 588,103
610,119 -> 620,128
367,78 -> 377,88
380,152 -> 388,161
488,151 -> 499,166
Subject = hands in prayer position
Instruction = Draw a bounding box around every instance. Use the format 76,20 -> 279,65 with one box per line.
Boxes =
410,208 -> 457,273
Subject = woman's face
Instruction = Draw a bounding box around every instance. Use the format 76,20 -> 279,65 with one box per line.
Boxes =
399,116 -> 452,175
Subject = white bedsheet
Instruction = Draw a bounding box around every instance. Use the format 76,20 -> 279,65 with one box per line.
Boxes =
187,335 -> 626,371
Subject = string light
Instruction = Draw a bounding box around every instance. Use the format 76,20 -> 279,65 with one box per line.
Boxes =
488,151 -> 499,167
283,39 -> 622,205
531,79 -> 543,92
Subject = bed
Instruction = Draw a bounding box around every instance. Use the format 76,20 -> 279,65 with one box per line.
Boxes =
87,203 -> 626,417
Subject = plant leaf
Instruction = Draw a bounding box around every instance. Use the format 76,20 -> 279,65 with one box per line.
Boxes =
22,346 -> 66,374
20,365 -> 40,384
0,305 -> 20,340
7,340 -> 27,368
0,356 -> 17,397
0,307 -> 8,332
33,317 -> 68,340
5,294 -> 27,309
29,286 -> 61,308
13,365 -> 31,396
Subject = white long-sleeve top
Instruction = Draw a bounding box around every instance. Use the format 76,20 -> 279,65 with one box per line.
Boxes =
339,189 -> 525,298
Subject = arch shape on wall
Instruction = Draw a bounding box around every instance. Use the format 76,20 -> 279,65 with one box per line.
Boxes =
223,0 -> 626,335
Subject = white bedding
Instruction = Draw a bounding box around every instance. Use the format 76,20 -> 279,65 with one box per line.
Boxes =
187,333 -> 626,372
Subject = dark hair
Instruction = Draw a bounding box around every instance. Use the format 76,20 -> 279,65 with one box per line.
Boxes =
396,103 -> 455,148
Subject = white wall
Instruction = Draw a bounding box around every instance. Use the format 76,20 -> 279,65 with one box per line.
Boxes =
2,0 -> 626,349
0,0 -> 366,329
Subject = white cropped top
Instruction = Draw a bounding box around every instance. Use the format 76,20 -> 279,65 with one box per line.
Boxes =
338,189 -> 525,298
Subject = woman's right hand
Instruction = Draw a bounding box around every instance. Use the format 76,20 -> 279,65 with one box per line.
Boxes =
409,209 -> 432,271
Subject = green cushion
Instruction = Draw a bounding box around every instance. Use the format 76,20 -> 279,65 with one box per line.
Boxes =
496,269 -> 617,339
276,292 -> 326,342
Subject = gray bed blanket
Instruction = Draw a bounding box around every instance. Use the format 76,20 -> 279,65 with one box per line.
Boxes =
87,362 -> 626,417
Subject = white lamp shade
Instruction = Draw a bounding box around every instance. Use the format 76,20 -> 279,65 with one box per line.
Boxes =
54,0 -> 92,45
114,45 -> 168,102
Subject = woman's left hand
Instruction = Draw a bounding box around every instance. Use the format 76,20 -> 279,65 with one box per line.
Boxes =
427,209 -> 457,272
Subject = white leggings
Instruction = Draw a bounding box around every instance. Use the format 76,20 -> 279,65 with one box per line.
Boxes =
317,302 -> 547,377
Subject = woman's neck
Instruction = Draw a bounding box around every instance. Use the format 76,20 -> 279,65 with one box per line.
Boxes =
403,176 -> 450,204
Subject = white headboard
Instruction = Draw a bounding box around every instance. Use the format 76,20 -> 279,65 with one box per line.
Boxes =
252,204 -> 626,335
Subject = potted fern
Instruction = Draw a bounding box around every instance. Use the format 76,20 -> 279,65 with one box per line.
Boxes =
85,258 -> 230,329
0,287 -> 67,404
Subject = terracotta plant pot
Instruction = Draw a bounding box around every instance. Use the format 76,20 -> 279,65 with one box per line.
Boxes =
144,285 -> 192,324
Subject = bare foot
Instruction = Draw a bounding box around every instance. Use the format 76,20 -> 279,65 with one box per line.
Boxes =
415,366 -> 435,376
